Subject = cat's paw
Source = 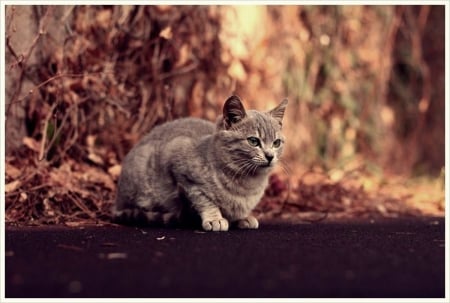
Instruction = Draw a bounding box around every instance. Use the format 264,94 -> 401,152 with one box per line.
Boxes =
236,216 -> 259,229
202,218 -> 229,231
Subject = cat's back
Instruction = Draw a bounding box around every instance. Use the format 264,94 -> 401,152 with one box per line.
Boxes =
121,117 -> 215,175
138,117 -> 215,145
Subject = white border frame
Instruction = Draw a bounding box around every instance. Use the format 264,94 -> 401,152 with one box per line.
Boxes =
1,1 -> 448,303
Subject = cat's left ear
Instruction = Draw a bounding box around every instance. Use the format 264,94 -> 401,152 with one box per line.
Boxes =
223,95 -> 247,129
269,99 -> 288,126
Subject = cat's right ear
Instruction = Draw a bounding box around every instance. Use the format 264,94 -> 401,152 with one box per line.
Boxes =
223,95 -> 246,129
269,98 -> 288,126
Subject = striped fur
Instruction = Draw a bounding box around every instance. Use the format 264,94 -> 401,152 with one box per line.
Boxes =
113,96 -> 287,231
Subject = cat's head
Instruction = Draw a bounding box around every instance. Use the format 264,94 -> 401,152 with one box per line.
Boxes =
216,95 -> 288,174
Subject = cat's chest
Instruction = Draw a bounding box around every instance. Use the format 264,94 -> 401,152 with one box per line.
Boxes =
213,174 -> 268,220
219,190 -> 262,220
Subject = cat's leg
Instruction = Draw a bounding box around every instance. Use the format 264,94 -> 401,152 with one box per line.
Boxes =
199,206 -> 229,231
170,151 -> 228,231
174,172 -> 229,231
235,215 -> 259,229
183,189 -> 228,231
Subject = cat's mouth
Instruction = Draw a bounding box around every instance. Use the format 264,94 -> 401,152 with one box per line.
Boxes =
257,161 -> 275,169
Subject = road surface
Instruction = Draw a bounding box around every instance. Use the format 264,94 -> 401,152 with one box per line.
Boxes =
5,217 -> 446,298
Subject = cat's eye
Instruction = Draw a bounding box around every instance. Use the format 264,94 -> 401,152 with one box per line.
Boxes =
273,139 -> 282,148
247,137 -> 261,147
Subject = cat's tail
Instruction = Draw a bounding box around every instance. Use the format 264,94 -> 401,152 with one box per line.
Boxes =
112,205 -> 176,227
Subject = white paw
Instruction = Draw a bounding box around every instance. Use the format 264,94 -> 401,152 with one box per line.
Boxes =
202,218 -> 229,231
236,216 -> 259,229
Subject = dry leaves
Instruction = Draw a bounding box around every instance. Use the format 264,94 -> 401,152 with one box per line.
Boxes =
4,6 -> 444,226
255,168 -> 444,222
5,6 -> 229,226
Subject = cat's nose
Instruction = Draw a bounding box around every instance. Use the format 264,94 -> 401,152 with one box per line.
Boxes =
265,153 -> 274,164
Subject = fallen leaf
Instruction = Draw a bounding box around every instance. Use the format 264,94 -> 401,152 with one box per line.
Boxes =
156,236 -> 166,240
57,244 -> 84,252
5,180 -> 21,193
64,221 -> 86,227
376,204 -> 387,214
108,164 -> 121,178
96,9 -> 112,29
159,26 -> 172,39
87,152 -> 104,165
175,44 -> 191,68
22,137 -> 40,153
6,163 -> 21,179
82,167 -> 115,190
105,252 -> 127,259
19,192 -> 28,202
86,135 -> 96,147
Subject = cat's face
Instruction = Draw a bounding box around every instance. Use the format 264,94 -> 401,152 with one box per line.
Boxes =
216,95 -> 288,175
241,113 -> 285,169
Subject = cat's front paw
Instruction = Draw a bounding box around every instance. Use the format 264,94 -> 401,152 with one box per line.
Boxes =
202,218 -> 229,231
236,216 -> 259,229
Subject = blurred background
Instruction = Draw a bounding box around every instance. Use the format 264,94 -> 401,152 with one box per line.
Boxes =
4,5 -> 446,225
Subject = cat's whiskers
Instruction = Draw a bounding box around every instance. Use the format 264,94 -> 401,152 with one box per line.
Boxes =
228,158 -> 251,172
278,158 -> 292,177
243,161 -> 257,180
229,156 -> 265,184
230,160 -> 254,183
226,158 -> 247,182
248,162 -> 259,178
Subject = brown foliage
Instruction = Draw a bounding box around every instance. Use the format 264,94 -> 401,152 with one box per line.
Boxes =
5,6 -> 231,225
4,5 -> 445,225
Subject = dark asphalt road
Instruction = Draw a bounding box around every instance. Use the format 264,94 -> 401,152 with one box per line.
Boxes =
5,217 -> 446,298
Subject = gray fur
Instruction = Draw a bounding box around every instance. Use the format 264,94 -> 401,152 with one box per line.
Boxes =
113,95 -> 288,231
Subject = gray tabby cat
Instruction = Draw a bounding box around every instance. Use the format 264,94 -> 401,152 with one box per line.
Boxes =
113,95 -> 287,231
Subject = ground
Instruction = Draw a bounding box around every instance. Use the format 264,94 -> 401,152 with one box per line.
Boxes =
5,217 -> 446,299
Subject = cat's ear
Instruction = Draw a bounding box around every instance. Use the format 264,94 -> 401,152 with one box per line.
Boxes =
223,95 -> 247,129
269,99 -> 288,126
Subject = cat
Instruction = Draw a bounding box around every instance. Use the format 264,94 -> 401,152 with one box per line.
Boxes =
113,95 -> 288,231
